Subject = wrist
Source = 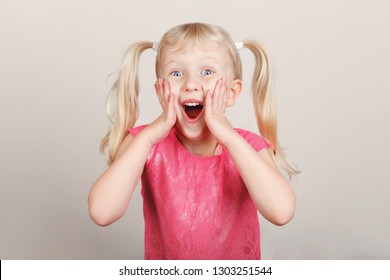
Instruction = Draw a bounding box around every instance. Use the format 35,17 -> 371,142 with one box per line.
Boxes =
139,122 -> 174,147
221,129 -> 241,150
137,126 -> 158,148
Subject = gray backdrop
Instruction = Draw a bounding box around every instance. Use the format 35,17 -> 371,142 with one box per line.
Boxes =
1,0 -> 389,259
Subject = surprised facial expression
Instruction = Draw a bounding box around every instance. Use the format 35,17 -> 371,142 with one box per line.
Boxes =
158,44 -> 234,140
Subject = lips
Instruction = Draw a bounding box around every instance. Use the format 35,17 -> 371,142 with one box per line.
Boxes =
181,99 -> 204,123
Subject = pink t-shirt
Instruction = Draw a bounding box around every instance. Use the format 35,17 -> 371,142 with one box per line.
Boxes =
129,125 -> 270,260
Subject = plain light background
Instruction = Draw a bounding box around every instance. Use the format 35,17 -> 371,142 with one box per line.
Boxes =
1,0 -> 389,259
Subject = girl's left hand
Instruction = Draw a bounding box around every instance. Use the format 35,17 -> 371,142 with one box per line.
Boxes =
204,78 -> 236,146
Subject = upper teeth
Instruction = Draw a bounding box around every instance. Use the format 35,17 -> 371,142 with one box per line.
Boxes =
185,102 -> 200,106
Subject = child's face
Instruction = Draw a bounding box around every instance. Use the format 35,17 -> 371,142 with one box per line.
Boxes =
160,44 -> 232,91
157,44 -> 241,140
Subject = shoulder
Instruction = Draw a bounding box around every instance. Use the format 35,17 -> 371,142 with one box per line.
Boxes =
234,128 -> 270,152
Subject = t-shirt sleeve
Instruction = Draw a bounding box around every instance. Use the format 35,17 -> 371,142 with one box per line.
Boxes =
127,124 -> 155,167
128,124 -> 148,137
235,128 -> 270,152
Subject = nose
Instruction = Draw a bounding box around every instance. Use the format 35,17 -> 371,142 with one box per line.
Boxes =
183,75 -> 200,92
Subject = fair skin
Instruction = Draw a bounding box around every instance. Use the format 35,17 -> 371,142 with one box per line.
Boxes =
88,43 -> 296,227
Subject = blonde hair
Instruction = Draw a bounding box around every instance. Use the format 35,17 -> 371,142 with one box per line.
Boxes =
101,23 -> 299,177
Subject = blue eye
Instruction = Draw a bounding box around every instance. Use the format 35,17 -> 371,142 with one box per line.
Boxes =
171,71 -> 184,77
201,69 -> 214,76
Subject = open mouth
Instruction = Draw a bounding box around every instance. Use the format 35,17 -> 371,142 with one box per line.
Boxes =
182,102 -> 204,121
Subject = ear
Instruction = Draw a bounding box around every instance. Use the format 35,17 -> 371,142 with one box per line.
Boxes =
227,79 -> 242,107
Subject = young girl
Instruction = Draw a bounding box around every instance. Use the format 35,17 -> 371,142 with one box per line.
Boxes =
88,22 -> 299,260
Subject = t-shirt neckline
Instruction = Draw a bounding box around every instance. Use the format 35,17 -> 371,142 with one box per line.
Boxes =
171,129 -> 225,159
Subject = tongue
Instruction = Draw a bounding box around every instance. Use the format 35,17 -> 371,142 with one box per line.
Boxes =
185,105 -> 203,119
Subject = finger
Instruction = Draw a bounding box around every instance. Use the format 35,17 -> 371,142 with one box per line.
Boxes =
164,80 -> 180,116
156,79 -> 163,105
220,78 -> 228,112
161,79 -> 171,109
166,93 -> 175,118
161,79 -> 168,108
206,84 -> 214,100
172,88 -> 181,116
213,78 -> 222,112
166,81 -> 174,110
205,89 -> 212,112
163,79 -> 171,102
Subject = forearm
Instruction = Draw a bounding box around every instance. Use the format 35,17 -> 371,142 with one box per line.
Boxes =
224,131 -> 296,225
88,129 -> 153,226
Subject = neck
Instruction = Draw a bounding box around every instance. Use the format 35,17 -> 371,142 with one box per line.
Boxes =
174,129 -> 221,156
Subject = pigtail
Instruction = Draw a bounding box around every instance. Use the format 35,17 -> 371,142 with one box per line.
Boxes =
100,41 -> 154,165
243,39 -> 300,177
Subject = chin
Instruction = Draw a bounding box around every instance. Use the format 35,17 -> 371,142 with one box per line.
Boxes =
174,119 -> 210,141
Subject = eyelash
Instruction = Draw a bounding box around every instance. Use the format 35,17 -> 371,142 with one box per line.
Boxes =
201,69 -> 214,75
170,69 -> 214,77
171,71 -> 184,77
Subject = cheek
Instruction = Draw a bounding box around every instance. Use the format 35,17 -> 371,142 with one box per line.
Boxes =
202,76 -> 222,90
164,78 -> 181,93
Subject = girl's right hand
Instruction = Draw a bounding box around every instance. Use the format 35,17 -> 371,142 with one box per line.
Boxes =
146,79 -> 177,145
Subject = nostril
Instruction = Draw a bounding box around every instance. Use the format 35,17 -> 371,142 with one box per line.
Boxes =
184,86 -> 199,92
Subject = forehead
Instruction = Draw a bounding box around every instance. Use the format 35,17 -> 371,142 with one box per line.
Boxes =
160,44 -> 229,66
